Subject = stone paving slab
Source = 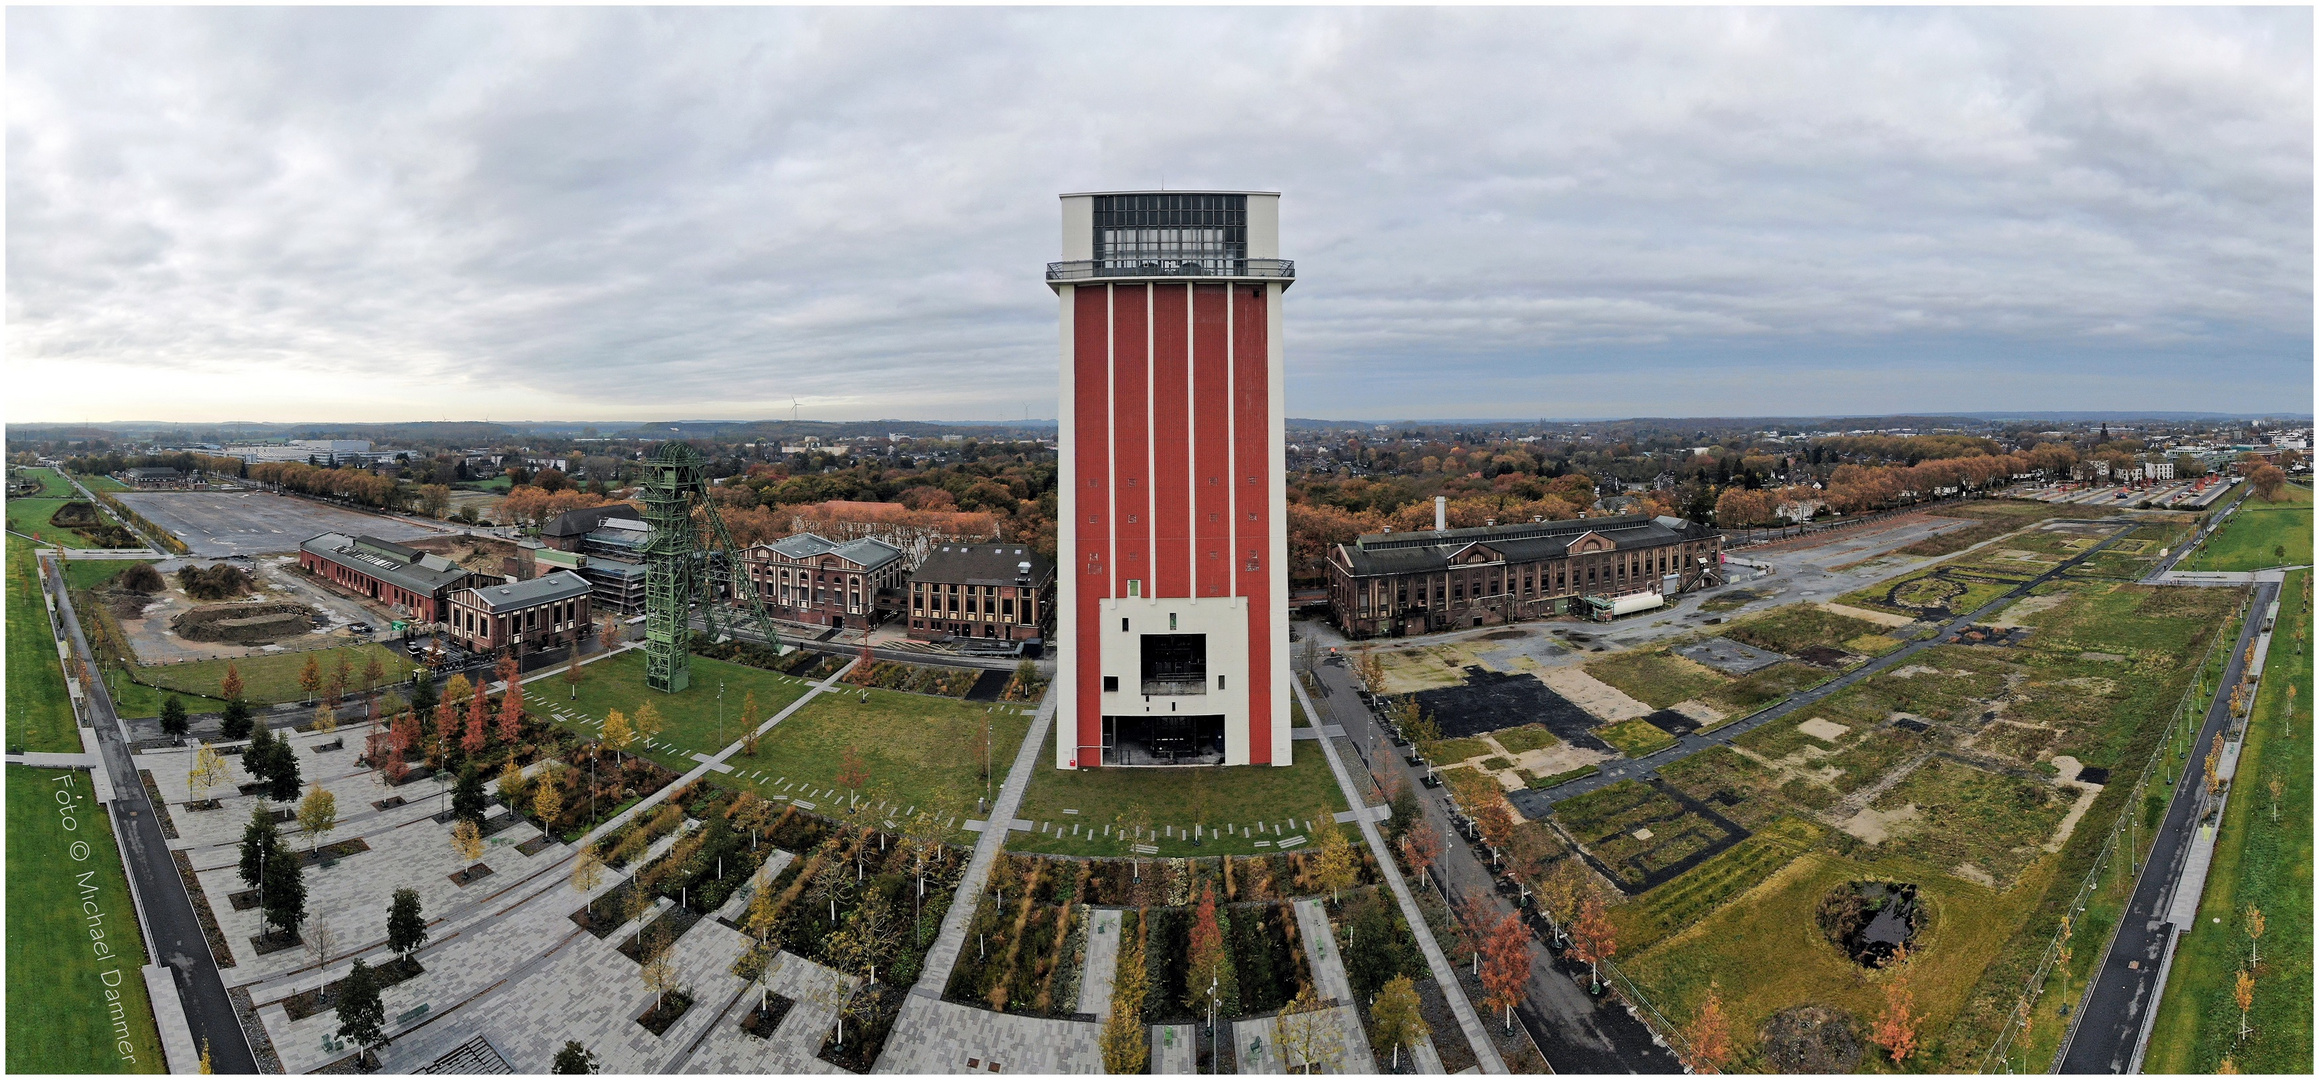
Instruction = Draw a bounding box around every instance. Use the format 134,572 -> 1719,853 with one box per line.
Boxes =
1293,898 -> 1354,1006
1232,1004 -> 1374,1074
877,995 -> 1104,1074
679,951 -> 856,1074
1076,907 -> 1123,1018
1153,1023 -> 1195,1073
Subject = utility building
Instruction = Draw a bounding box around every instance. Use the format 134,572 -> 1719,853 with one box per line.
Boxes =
1050,191 -> 1292,768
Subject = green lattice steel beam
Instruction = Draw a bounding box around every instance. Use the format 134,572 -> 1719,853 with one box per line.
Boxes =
639,441 -> 785,695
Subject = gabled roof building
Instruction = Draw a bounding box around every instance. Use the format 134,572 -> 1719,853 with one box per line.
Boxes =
907,543 -> 1054,643
447,571 -> 594,658
298,532 -> 483,623
1326,513 -> 1723,638
738,532 -> 906,630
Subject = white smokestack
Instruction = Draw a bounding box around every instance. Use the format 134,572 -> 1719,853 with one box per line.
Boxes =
1435,496 -> 1448,532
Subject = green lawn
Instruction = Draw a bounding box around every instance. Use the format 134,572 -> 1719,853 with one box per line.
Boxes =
1008,715 -> 1351,858
128,643 -> 415,706
72,473 -> 132,493
7,538 -> 82,753
6,497 -> 106,548
2145,569 -> 2312,1073
2185,504 -> 2313,572
20,466 -> 80,497
1622,848 -> 2050,1073
1593,716 -> 1677,757
1584,650 -> 1726,709
542,650 -> 1035,841
5,766 -> 166,1073
545,649 -> 822,769
456,476 -> 514,492
711,681 -> 1031,842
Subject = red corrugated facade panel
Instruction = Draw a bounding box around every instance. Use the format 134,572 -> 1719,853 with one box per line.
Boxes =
1072,285 -> 1111,767
1192,284 -> 1231,599
1233,284 -> 1273,764
1150,283 -> 1192,598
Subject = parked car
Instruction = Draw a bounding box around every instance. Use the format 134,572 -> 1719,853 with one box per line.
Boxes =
347,621 -> 372,634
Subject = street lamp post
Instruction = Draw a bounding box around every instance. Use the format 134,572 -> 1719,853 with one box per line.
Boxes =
1207,977 -> 1219,1075
718,680 -> 726,747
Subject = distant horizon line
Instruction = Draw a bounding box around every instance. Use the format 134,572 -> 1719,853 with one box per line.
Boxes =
6,409 -> 2312,430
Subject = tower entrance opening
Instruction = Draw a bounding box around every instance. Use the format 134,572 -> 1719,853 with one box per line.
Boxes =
1102,714 -> 1225,766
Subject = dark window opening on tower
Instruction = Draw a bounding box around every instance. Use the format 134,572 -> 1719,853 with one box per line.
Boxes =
1141,633 -> 1207,695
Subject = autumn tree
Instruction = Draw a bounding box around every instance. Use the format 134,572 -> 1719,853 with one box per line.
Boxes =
1473,797 -> 1515,862
572,844 -> 607,915
2249,463 -> 2287,502
1570,892 -> 1617,991
311,702 -> 337,735
1370,974 -> 1429,1070
497,661 -> 525,744
1099,916 -> 1151,1074
2206,733 -> 2227,797
601,708 -> 634,769
1537,857 -> 1590,945
641,948 -> 679,1013
188,743 -> 229,799
295,782 -> 338,851
1312,814 -> 1361,905
298,654 -> 323,704
463,682 -> 490,755
1479,910 -> 1531,1031
2233,968 -> 2255,1041
1398,820 -> 1444,890
631,700 -> 665,750
835,746 -> 871,799
562,650 -> 586,700
220,662 -> 244,703
1275,984 -> 1343,1074
1685,979 -> 1735,1074
2268,775 -> 2284,822
451,818 -> 484,861
1185,883 -> 1231,1014
2243,904 -> 2265,967
532,768 -> 564,838
1870,957 -> 1920,1064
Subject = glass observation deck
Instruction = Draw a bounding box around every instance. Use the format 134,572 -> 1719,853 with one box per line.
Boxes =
1046,257 -> 1294,282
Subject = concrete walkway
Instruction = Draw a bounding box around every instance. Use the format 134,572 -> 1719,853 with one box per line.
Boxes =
2057,579 -> 2278,1073
873,684 -> 1058,1072
1076,907 -> 1123,1018
1293,677 -> 1508,1074
1293,897 -> 1355,1006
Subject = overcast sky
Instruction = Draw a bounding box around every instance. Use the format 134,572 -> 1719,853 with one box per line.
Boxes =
8,6 -> 2312,425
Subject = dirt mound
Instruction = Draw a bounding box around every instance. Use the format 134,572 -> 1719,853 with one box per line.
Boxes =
49,501 -> 102,527
173,601 -> 316,643
1759,1004 -> 1863,1073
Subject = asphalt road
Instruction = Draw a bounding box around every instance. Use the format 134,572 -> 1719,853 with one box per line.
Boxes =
2143,486 -> 2252,581
1311,660 -> 1685,1073
2056,578 -> 2276,1074
37,551 -> 261,1074
1511,516 -> 2141,817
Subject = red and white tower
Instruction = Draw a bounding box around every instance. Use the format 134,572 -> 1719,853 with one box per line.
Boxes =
1051,191 -> 1292,768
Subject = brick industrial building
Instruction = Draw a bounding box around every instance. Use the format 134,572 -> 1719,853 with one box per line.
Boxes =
299,533 -> 483,624
1053,191 -> 1292,768
1326,512 -> 1724,638
907,543 -> 1055,642
446,571 -> 594,657
738,533 -> 906,631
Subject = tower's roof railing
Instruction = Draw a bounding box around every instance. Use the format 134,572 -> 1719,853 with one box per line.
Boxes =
1045,258 -> 1293,283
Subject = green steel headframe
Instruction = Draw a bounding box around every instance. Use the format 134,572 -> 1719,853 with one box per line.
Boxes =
639,442 -> 782,693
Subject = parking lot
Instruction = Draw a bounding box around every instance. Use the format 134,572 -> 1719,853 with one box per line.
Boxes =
112,491 -> 443,555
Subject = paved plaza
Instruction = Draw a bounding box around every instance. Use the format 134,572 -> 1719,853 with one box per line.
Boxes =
113,492 -> 444,556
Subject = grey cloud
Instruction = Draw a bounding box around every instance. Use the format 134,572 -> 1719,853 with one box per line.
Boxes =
6,6 -> 2309,423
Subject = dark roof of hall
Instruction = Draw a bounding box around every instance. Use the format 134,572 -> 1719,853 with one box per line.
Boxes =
1333,514 -> 1718,577
913,543 -> 1055,587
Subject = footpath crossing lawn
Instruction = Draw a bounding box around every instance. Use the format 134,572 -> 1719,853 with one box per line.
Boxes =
718,684 -> 1033,842
1007,701 -> 1350,859
21,466 -> 80,497
543,650 -> 821,771
2145,570 -> 2313,1073
5,766 -> 166,1074
7,538 -> 83,753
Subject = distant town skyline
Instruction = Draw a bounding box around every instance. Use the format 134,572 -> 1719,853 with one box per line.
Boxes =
9,6 -> 2311,424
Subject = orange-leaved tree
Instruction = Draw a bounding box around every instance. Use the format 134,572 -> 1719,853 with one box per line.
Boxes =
1685,979 -> 1735,1074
